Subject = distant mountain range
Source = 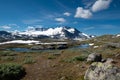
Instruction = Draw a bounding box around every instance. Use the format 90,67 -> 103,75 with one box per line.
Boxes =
0,26 -> 94,41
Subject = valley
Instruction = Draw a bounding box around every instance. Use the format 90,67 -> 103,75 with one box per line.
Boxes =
0,34 -> 119,80
0,0 -> 120,80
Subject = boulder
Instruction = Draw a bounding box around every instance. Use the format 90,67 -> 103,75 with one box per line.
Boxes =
87,53 -> 102,62
84,62 -> 120,80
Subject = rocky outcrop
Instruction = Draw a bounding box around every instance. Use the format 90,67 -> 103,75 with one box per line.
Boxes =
85,53 -> 120,80
84,62 -> 120,80
87,53 -> 102,62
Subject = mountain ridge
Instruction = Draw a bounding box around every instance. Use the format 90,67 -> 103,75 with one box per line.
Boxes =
0,26 -> 93,41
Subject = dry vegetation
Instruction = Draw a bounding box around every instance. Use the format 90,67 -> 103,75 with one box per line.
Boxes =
0,35 -> 119,80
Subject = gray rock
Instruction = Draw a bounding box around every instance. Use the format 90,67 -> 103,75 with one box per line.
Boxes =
87,53 -> 102,62
84,62 -> 120,80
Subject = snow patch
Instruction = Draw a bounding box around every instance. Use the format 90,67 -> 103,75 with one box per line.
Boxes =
0,40 -> 40,45
93,46 -> 99,48
89,43 -> 94,46
116,34 -> 120,37
82,33 -> 90,38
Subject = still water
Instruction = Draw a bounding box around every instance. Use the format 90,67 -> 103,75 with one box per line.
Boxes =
8,44 -> 90,52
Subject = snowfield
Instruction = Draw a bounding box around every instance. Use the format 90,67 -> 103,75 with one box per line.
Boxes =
0,40 -> 67,45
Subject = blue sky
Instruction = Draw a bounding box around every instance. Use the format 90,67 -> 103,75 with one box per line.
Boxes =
0,0 -> 120,35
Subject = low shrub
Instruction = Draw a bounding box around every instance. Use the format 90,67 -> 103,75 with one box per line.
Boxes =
23,56 -> 36,64
73,56 -> 86,61
0,63 -> 26,80
63,55 -> 87,63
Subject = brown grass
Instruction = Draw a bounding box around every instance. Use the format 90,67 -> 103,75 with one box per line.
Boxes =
0,35 -> 120,80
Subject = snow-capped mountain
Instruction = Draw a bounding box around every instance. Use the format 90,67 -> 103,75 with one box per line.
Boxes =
0,26 -> 92,41
14,26 -> 90,39
0,31 -> 13,41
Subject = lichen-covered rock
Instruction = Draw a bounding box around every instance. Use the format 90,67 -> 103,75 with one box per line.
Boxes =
87,53 -> 102,62
84,62 -> 120,80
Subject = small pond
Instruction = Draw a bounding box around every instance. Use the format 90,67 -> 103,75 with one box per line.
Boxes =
7,44 -> 90,52
9,48 -> 32,52
72,44 -> 90,49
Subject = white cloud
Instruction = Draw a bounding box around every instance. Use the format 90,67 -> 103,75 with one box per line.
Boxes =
92,0 -> 112,12
1,25 -> 11,29
8,24 -> 20,28
27,25 -> 43,30
55,18 -> 66,23
63,12 -> 71,16
73,0 -> 113,19
82,0 -> 95,8
74,7 -> 92,19
0,24 -> 19,30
